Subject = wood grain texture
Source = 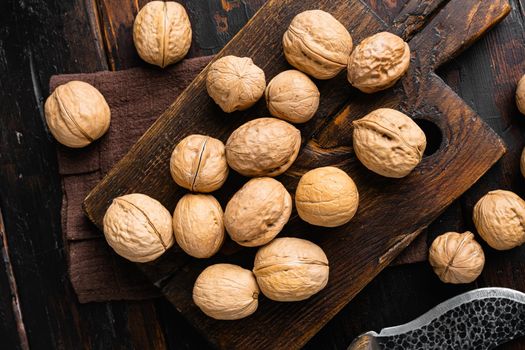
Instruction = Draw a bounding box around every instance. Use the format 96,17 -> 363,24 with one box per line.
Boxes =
83,0 -> 510,348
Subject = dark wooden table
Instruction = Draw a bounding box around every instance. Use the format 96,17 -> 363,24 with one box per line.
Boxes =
1,0 -> 524,349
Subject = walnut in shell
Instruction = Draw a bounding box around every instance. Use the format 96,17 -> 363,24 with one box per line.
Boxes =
473,190 -> 525,250
44,81 -> 110,148
348,32 -> 410,93
429,231 -> 485,284
225,177 -> 292,247
206,56 -> 266,113
521,147 -> 525,178
103,193 -> 174,263
295,167 -> 359,227
253,237 -> 329,302
226,117 -> 301,177
133,1 -> 192,68
353,108 -> 426,178
170,134 -> 228,192
265,70 -> 320,123
516,74 -> 525,114
193,264 -> 259,320
172,194 -> 224,258
283,10 -> 353,79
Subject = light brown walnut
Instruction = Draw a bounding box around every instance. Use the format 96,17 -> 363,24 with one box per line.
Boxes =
225,177 -> 292,247
44,81 -> 110,148
226,117 -> 301,177
521,147 -> 525,178
253,237 -> 329,302
353,108 -> 426,178
193,264 -> 259,320
283,10 -> 353,79
133,1 -> 192,68
516,74 -> 525,114
347,32 -> 410,93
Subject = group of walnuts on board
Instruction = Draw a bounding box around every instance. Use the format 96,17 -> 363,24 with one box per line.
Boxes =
41,2 -> 525,320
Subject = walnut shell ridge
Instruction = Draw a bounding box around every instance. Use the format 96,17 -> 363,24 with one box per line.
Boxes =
253,237 -> 329,302
133,1 -> 192,68
103,193 -> 174,263
473,190 -> 525,250
295,167 -> 359,227
352,108 -> 426,178
347,32 -> 410,93
428,231 -> 485,284
206,55 -> 266,113
516,74 -> 525,114
170,134 -> 228,193
44,81 -> 110,148
283,10 -> 353,79
226,117 -> 301,177
225,177 -> 292,247
193,264 -> 259,320
173,194 -> 224,258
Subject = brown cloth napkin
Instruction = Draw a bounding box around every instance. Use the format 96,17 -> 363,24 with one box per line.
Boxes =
50,56 -> 428,303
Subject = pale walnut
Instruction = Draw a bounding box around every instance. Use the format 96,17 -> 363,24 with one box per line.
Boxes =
253,237 -> 329,302
133,1 -> 192,68
44,81 -> 110,148
225,177 -> 292,247
283,10 -> 353,79
206,56 -> 266,113
516,74 -> 525,114
172,194 -> 224,258
295,167 -> 359,227
226,117 -> 301,177
265,70 -> 320,123
353,108 -> 426,178
103,193 -> 174,263
348,32 -> 410,93
473,190 -> 525,250
170,134 -> 228,193
429,231 -> 485,284
193,264 -> 259,320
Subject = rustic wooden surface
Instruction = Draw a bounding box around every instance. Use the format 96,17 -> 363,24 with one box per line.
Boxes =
1,0 -> 525,349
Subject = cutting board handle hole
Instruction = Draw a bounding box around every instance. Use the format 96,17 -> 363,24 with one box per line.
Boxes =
414,119 -> 442,156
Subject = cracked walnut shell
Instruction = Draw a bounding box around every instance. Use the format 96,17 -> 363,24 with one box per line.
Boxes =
133,1 -> 192,68
473,190 -> 525,250
353,108 -> 426,178
295,167 -> 359,227
283,10 -> 353,79
265,70 -> 320,123
193,264 -> 259,320
206,56 -> 266,113
173,194 -> 224,258
226,118 -> 301,177
170,134 -> 228,193
253,237 -> 329,302
429,231 -> 485,284
225,177 -> 292,247
348,32 -> 410,93
103,193 -> 174,263
44,81 -> 110,148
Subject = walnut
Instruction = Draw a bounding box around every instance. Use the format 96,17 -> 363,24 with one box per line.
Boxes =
521,147 -> 525,178
206,56 -> 266,113
516,74 -> 525,114
347,32 -> 410,93
265,70 -> 320,123
133,1 -> 192,68
226,118 -> 301,177
352,108 -> 426,178
253,237 -> 329,302
193,264 -> 259,320
170,134 -> 228,193
172,194 -> 224,258
295,167 -> 359,227
283,10 -> 353,79
103,193 -> 174,262
473,190 -> 525,250
225,177 -> 292,247
428,231 -> 485,284
44,81 -> 110,148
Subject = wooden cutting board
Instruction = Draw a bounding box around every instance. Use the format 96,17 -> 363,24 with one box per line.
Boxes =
84,0 -> 510,348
